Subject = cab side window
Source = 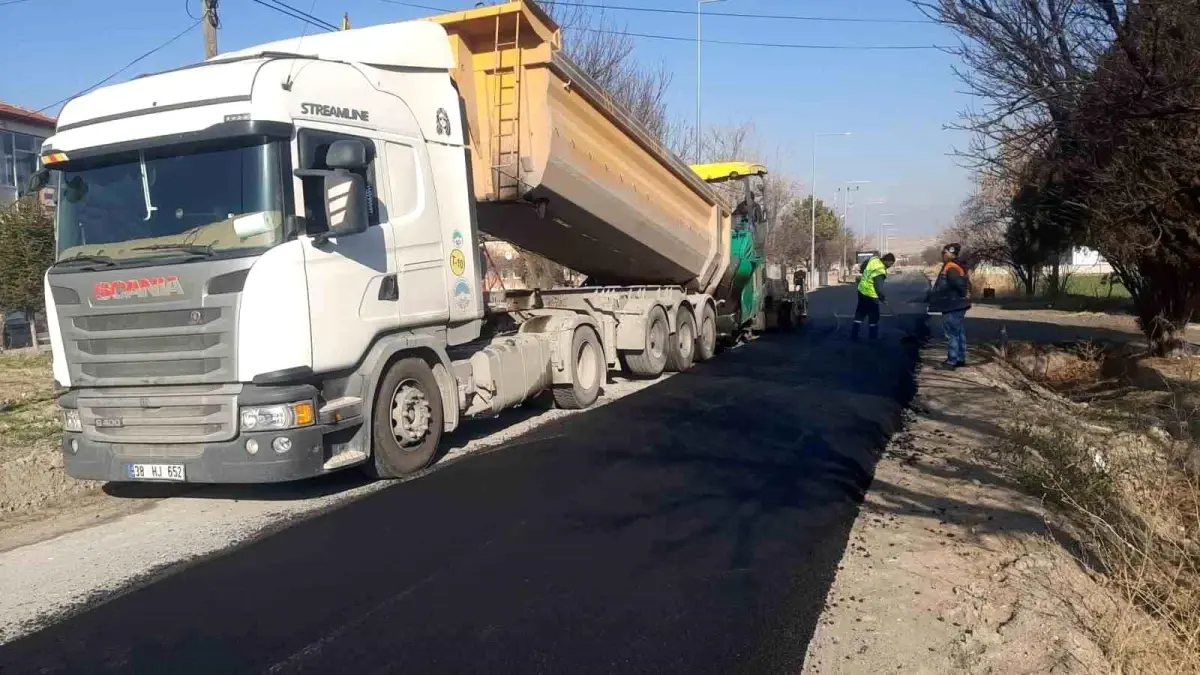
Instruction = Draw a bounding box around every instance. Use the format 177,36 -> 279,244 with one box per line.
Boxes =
297,129 -> 380,234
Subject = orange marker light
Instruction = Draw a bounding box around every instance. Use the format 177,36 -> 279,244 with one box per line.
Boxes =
292,402 -> 315,427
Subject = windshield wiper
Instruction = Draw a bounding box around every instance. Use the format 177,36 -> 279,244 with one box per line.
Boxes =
55,254 -> 117,269
139,150 -> 157,222
130,243 -> 215,257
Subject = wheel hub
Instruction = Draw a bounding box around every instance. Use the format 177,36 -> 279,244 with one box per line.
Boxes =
391,381 -> 432,446
679,321 -> 695,354
649,320 -> 667,359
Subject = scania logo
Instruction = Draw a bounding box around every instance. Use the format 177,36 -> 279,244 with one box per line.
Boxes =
94,276 -> 185,302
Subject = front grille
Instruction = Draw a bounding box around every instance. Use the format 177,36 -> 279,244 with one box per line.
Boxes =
83,358 -> 224,379
77,334 -> 222,356
52,258 -> 251,386
78,384 -> 240,444
74,308 -> 221,332
61,304 -> 236,386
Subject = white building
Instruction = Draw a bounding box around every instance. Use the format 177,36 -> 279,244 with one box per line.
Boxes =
1065,246 -> 1112,274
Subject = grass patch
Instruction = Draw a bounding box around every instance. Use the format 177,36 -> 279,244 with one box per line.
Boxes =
994,345 -> 1200,670
0,351 -> 58,448
1063,274 -> 1131,300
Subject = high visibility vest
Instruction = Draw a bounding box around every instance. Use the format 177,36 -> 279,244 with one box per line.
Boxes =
857,257 -> 887,298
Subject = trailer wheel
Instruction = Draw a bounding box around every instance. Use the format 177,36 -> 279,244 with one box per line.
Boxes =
365,357 -> 444,479
624,305 -> 669,377
696,304 -> 717,362
554,326 -> 604,410
665,307 -> 696,372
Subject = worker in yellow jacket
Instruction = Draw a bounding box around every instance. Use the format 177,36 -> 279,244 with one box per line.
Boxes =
851,253 -> 895,340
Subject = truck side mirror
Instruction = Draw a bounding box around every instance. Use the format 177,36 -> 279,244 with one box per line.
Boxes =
326,139 -> 370,171
320,172 -> 369,243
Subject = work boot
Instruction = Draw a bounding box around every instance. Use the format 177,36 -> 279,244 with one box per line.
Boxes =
868,323 -> 879,340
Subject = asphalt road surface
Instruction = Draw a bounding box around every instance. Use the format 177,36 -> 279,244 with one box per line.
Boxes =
0,277 -> 929,675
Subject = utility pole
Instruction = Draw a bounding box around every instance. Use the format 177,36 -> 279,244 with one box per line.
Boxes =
841,181 -> 867,281
341,13 -> 351,30
203,0 -> 219,59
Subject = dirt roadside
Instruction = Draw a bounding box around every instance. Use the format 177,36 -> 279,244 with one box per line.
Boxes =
803,305 -> 1195,674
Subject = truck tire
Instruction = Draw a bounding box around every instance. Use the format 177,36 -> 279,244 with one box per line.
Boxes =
365,357 -> 444,478
553,326 -> 604,409
624,305 -> 669,377
696,303 -> 717,362
665,307 -> 696,372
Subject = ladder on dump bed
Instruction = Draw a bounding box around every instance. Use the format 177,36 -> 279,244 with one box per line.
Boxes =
489,10 -> 524,201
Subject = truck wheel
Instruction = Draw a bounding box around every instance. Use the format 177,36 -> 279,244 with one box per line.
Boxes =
366,357 -> 444,479
624,305 -> 669,377
666,307 -> 696,372
553,326 -> 604,409
696,304 -> 717,362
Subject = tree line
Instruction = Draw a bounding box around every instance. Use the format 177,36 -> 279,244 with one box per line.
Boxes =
922,0 -> 1200,355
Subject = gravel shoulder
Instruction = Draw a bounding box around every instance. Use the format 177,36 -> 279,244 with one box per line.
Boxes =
803,306 -> 1186,674
0,371 -> 674,644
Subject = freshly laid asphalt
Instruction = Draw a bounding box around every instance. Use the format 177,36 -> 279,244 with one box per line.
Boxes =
0,277 -> 928,675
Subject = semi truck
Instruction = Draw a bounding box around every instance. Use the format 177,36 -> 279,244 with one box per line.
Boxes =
34,1 -> 797,484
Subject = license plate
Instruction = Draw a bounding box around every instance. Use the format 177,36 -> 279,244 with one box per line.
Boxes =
127,463 -> 186,481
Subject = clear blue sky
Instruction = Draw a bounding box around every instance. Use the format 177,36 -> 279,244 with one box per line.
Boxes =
0,0 -> 974,236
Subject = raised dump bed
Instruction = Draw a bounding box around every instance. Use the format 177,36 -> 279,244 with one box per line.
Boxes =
429,1 -> 732,292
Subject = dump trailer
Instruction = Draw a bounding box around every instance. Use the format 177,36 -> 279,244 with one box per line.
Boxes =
36,1 -> 743,484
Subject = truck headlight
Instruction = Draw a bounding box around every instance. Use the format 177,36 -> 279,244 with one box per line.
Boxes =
61,408 -> 82,433
239,401 -> 315,432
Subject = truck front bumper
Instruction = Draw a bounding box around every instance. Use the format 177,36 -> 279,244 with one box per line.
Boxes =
61,426 -> 331,484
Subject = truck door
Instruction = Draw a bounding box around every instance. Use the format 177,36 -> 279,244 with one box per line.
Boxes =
295,127 -> 402,373
380,139 -> 448,324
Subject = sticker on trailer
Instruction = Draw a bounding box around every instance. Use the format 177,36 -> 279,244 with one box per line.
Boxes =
449,248 -> 467,276
451,229 -> 465,249
435,108 -> 452,137
453,278 -> 471,309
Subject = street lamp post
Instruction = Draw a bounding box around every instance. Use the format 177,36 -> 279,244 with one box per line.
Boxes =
841,181 -> 868,281
883,225 -> 898,254
810,131 -> 851,287
696,0 -> 726,163
862,200 -> 885,249
877,213 -> 895,252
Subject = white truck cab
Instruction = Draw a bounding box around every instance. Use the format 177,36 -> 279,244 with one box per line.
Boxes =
40,23 -> 503,482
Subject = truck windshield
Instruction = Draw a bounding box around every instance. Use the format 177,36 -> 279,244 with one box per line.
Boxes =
53,139 -> 287,267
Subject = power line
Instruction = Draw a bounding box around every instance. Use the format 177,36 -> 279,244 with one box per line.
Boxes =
269,0 -> 337,29
380,1 -> 949,49
35,20 -> 202,114
583,26 -> 947,50
539,1 -> 934,25
0,0 -> 36,6
250,0 -> 338,31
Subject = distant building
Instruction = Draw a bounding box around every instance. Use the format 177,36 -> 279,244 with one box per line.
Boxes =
1064,246 -> 1112,274
0,101 -> 56,206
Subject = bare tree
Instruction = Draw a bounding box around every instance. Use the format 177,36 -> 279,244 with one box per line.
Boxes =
539,1 -> 676,145
913,0 -> 1116,184
923,0 -> 1200,354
